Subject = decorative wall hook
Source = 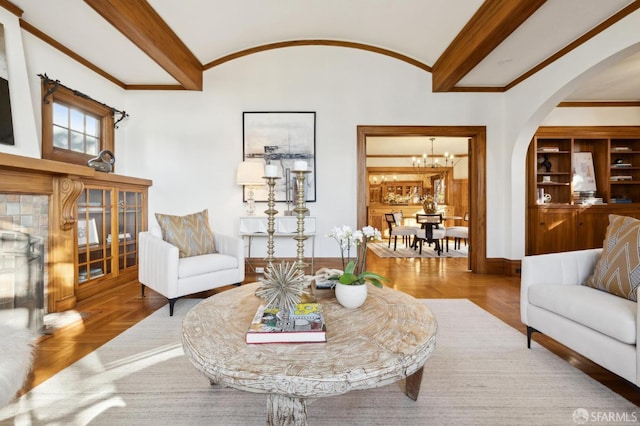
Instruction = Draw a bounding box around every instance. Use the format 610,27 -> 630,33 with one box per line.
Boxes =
113,110 -> 129,128
39,73 -> 60,104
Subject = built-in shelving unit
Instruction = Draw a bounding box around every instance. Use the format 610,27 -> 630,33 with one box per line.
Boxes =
527,126 -> 640,255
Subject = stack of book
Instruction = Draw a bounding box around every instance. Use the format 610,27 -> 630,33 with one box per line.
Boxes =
246,303 -> 327,344
610,197 -> 632,204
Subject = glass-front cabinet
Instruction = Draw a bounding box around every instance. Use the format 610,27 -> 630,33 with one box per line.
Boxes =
75,176 -> 149,301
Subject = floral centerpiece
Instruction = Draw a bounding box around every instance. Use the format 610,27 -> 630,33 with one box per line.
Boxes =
325,225 -> 388,288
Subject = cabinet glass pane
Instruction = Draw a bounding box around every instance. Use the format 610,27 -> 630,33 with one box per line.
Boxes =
118,190 -> 142,270
77,187 -> 113,285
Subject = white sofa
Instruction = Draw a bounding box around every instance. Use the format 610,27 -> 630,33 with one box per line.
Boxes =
138,227 -> 245,315
521,248 -> 639,387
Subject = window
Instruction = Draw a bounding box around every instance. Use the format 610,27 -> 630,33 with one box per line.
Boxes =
42,83 -> 114,166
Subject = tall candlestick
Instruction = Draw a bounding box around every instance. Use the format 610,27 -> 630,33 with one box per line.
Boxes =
263,176 -> 280,266
292,169 -> 315,303
292,170 -> 310,274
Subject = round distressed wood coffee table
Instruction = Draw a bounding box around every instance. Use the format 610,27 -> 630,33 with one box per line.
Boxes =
182,282 -> 437,425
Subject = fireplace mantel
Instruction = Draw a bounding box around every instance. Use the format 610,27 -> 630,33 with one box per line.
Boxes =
0,152 -> 151,312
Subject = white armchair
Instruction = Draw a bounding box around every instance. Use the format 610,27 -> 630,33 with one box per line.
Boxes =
139,226 -> 245,315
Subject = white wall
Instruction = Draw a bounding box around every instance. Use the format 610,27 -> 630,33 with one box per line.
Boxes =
0,8 -> 38,157
6,9 -> 640,261
121,46 -> 506,258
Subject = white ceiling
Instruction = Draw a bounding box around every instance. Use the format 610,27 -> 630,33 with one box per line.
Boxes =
9,0 -> 640,101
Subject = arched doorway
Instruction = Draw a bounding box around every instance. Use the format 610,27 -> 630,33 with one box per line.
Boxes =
357,125 -> 487,273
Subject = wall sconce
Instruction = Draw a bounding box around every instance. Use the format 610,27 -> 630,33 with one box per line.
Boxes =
236,161 -> 265,215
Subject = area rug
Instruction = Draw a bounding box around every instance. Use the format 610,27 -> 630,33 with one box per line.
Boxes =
368,241 -> 468,258
1,299 -> 636,425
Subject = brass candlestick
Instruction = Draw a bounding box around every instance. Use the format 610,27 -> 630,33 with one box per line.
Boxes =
292,170 -> 310,274
263,176 -> 280,267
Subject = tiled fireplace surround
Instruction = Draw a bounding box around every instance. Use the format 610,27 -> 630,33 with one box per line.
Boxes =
0,153 -> 92,316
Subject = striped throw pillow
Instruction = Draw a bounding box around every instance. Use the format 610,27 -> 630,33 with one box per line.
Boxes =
583,214 -> 640,301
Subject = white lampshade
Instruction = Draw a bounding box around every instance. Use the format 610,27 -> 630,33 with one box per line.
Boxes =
236,161 -> 264,186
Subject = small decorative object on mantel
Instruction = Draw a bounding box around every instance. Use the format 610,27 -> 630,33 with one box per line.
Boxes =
255,262 -> 309,312
87,150 -> 115,173
325,225 -> 388,308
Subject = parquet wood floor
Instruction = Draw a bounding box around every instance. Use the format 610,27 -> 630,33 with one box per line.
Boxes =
20,255 -> 639,405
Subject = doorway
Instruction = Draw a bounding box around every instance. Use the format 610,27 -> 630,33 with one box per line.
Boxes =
356,125 -> 487,273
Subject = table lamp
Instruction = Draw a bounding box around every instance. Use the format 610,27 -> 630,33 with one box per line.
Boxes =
236,161 -> 265,215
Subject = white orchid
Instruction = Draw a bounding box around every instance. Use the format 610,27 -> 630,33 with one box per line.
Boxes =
326,225 -> 387,287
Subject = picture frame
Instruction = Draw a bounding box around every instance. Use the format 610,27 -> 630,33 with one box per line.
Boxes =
572,152 -> 597,192
243,111 -> 316,202
78,218 -> 99,245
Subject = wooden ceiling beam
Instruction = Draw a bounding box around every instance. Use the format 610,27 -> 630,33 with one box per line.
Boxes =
431,0 -> 546,92
84,0 -> 202,91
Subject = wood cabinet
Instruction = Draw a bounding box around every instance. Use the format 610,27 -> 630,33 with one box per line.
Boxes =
526,126 -> 640,255
374,181 -> 423,204
75,175 -> 149,301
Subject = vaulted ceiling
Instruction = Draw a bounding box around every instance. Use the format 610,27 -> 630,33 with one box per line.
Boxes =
6,0 -> 640,102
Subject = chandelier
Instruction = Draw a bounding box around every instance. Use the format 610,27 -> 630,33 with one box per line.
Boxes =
412,137 -> 456,170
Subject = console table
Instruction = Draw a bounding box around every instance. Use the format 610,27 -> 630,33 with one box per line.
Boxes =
239,216 -> 316,270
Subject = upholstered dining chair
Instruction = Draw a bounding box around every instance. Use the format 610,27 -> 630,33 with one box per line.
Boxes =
384,212 -> 419,251
414,213 -> 446,255
445,212 -> 469,251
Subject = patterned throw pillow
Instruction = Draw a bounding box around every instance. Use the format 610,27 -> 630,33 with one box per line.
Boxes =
155,209 -> 216,258
583,214 -> 640,301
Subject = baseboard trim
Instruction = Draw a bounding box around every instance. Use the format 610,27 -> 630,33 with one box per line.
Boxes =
484,258 -> 521,276
245,257 -> 521,276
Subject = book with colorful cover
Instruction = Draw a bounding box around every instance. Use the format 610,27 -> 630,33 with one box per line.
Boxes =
246,303 -> 327,344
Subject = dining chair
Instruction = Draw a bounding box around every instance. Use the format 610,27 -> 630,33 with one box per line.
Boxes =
445,212 -> 469,251
414,213 -> 446,255
384,212 -> 419,251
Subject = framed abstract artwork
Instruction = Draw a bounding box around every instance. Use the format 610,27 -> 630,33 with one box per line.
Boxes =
242,111 -> 316,202
572,152 -> 597,192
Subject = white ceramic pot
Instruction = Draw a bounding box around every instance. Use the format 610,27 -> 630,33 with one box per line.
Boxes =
335,282 -> 368,309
